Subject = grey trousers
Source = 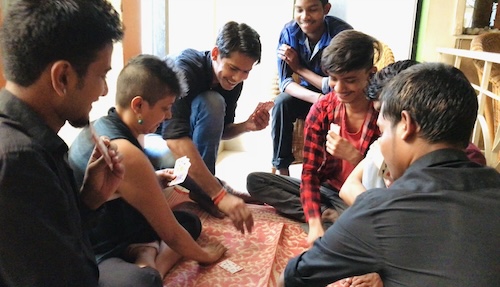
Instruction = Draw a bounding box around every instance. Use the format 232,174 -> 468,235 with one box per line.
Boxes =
98,258 -> 162,287
246,172 -> 348,222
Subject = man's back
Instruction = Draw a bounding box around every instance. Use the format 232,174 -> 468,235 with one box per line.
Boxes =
286,149 -> 500,286
360,151 -> 499,285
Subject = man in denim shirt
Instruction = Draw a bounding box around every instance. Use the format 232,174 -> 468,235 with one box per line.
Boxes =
272,0 -> 352,175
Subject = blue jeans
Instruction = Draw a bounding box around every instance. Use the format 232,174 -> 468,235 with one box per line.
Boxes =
271,92 -> 312,169
143,90 -> 225,175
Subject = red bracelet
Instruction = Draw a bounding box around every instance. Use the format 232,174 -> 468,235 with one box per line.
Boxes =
212,188 -> 227,205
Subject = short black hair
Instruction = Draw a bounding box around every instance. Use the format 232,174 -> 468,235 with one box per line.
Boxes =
0,0 -> 124,87
215,21 -> 262,64
380,62 -> 478,148
116,54 -> 187,108
321,30 -> 381,74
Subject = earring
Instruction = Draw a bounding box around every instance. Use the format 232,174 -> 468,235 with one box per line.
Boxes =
138,116 -> 143,125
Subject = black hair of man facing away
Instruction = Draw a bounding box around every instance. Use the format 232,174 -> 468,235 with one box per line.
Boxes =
279,62 -> 500,287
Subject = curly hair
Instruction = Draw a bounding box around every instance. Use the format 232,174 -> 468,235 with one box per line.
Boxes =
366,60 -> 419,101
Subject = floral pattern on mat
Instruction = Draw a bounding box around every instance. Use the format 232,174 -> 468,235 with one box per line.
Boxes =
163,201 -> 344,287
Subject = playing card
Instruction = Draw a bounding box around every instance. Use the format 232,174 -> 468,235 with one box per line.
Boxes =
263,101 -> 274,111
329,123 -> 340,134
168,156 -> 191,186
218,259 -> 243,274
370,141 -> 384,170
370,140 -> 391,179
89,124 -> 113,170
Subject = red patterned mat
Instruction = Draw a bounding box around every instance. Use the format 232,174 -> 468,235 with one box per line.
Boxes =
162,189 -> 344,287
163,202 -> 309,287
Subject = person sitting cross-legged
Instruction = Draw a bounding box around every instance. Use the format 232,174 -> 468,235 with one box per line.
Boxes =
278,62 -> 500,287
69,54 -> 227,281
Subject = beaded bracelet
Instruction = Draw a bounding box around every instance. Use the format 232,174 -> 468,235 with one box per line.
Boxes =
212,188 -> 227,205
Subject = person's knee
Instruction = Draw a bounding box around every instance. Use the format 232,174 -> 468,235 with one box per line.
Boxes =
131,266 -> 163,287
173,211 -> 202,240
193,91 -> 226,118
246,172 -> 268,195
98,258 -> 163,287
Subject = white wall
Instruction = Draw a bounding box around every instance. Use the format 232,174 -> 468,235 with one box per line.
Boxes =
167,0 -> 294,154
329,0 -> 419,61
418,0 -> 465,63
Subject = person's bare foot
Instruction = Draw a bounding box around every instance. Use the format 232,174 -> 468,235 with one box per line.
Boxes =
321,208 -> 339,223
340,273 -> 383,287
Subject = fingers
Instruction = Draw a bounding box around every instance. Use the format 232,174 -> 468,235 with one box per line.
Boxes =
232,205 -> 251,234
217,194 -> 254,234
244,213 -> 254,233
251,112 -> 270,130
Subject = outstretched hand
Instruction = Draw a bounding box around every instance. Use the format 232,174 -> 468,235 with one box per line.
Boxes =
198,241 -> 228,265
217,193 -> 254,234
245,101 -> 273,132
80,137 -> 125,210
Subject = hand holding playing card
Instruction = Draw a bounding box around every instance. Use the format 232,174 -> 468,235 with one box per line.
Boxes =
89,124 -> 113,170
168,156 -> 191,186
156,168 -> 176,188
247,101 -> 273,131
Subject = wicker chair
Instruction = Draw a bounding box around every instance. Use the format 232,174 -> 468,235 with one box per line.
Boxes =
470,32 -> 500,167
375,42 -> 395,71
470,32 -> 500,138
270,42 -> 395,174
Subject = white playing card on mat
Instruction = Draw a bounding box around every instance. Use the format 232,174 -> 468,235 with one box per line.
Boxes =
218,259 -> 243,274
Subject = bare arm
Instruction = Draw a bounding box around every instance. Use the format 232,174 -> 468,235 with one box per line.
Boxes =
306,217 -> 324,247
113,139 -> 226,264
278,44 -> 326,103
284,82 -> 324,104
339,158 -> 367,206
167,137 -> 254,233
293,65 -> 324,91
222,102 -> 271,140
